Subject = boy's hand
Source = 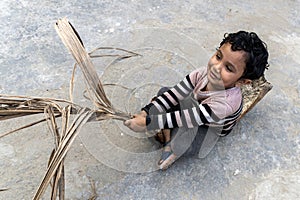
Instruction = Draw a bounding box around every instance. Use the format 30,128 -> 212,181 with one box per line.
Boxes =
124,111 -> 147,132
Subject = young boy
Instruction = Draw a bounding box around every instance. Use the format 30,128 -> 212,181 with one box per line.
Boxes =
124,31 -> 269,170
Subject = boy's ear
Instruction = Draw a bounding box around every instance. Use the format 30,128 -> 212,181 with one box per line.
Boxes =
235,78 -> 252,87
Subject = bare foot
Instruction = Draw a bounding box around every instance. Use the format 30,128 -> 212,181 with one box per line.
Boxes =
158,144 -> 172,165
159,153 -> 177,170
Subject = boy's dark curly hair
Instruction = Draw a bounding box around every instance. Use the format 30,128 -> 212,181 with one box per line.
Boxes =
219,31 -> 269,80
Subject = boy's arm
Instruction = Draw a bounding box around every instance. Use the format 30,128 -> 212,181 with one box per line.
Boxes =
146,101 -> 242,131
124,73 -> 195,132
142,74 -> 195,115
145,103 -> 212,130
145,86 -> 243,131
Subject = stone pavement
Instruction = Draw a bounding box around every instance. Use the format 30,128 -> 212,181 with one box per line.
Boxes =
0,0 -> 300,199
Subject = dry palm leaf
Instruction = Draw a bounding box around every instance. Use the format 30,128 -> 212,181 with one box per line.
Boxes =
33,107 -> 94,200
44,105 -> 65,200
31,18 -> 137,200
0,18 -> 135,138
0,18 -> 133,199
0,94 -> 80,138
89,46 -> 141,59
88,177 -> 97,200
32,18 -> 134,200
55,18 -> 131,119
55,18 -> 112,111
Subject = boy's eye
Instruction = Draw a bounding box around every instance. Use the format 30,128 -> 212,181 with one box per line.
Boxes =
215,48 -> 222,60
226,65 -> 233,72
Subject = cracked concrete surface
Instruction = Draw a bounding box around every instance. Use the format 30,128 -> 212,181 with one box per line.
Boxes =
0,0 -> 300,199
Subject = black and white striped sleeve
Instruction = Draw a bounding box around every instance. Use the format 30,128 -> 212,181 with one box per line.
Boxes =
142,74 -> 194,114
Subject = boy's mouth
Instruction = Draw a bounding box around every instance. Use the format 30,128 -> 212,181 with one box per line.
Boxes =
210,70 -> 221,80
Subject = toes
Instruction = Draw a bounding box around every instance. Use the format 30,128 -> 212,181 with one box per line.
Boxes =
159,154 -> 176,170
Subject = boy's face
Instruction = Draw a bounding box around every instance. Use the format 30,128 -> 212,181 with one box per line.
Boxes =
207,43 -> 247,90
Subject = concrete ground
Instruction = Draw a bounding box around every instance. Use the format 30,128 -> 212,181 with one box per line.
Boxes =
0,0 -> 300,199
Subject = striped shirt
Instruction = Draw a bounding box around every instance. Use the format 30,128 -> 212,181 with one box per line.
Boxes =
142,67 -> 243,136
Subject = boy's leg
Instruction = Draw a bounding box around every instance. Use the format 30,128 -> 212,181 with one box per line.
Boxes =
170,126 -> 198,157
183,126 -> 209,157
158,129 -> 172,166
163,129 -> 171,143
182,126 -> 221,158
159,127 -> 197,170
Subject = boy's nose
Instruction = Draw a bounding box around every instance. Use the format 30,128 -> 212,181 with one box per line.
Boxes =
215,63 -> 222,73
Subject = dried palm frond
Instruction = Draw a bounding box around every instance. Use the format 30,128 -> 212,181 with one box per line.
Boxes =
55,18 -> 112,111
88,46 -> 141,59
33,107 -> 94,200
55,18 -> 132,118
0,95 -> 61,120
0,18 -> 135,200
88,177 -> 97,200
0,95 -> 77,138
31,18 -> 134,200
0,19 -> 133,138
